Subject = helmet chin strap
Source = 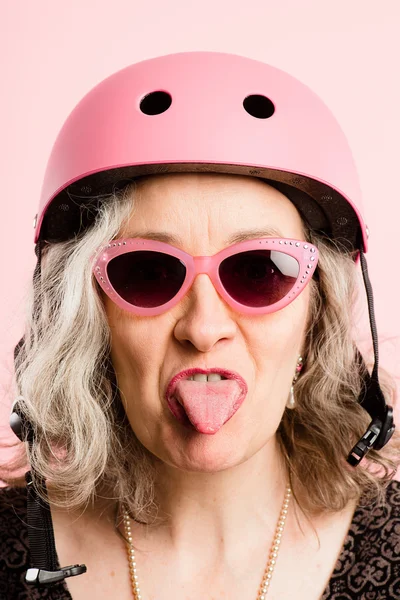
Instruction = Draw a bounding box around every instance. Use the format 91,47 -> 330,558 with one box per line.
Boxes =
9,240 -> 396,586
347,249 -> 395,466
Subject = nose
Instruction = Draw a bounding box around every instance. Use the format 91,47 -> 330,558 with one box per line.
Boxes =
173,273 -> 237,352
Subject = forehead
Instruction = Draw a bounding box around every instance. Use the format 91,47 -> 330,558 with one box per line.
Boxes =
121,173 -> 307,242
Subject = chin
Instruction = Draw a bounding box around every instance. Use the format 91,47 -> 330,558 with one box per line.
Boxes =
160,426 -> 253,473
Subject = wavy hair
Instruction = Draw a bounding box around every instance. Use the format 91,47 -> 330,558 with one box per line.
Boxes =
1,179 -> 399,523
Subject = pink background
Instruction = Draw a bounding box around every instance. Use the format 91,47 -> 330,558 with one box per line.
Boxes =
1,1 -> 399,473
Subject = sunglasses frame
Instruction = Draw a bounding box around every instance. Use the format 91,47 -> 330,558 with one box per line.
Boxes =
92,237 -> 319,316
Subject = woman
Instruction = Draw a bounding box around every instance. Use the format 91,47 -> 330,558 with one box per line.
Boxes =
1,51 -> 399,600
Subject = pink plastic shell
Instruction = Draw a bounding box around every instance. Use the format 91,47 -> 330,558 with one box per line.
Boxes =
35,51 -> 368,254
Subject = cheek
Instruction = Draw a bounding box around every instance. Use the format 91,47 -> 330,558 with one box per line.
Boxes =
244,294 -> 309,416
108,327 -> 164,447
105,299 -> 156,367
104,302 -> 169,441
248,289 -> 309,357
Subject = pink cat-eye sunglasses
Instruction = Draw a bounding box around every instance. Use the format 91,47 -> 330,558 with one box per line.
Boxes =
92,237 -> 319,317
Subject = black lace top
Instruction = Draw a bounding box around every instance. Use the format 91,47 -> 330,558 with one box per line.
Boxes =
1,480 -> 400,599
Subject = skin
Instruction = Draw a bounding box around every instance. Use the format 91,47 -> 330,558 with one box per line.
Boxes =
102,173 -> 311,551
51,172 -> 359,599
105,173 -> 309,474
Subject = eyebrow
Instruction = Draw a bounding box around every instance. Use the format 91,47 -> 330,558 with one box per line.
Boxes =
122,227 -> 285,246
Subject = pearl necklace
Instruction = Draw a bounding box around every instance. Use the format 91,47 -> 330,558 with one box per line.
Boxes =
122,484 -> 291,599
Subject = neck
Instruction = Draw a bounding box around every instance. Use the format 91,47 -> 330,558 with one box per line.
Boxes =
138,436 -> 290,560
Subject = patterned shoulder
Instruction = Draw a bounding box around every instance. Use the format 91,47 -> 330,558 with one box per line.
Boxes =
321,479 -> 400,599
0,485 -> 28,539
0,486 -> 31,599
353,478 -> 400,531
0,484 -> 27,509
0,486 -> 72,599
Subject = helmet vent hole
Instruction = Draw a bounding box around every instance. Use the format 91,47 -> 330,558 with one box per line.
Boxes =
243,95 -> 275,119
140,91 -> 172,115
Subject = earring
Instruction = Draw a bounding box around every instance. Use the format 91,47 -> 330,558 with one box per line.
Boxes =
286,356 -> 303,409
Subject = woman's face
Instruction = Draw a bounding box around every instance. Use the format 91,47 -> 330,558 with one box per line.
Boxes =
101,173 -> 311,472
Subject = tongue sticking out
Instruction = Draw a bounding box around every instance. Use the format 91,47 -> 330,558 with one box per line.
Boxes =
170,380 -> 246,434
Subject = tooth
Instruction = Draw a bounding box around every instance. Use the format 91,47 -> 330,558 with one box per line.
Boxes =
187,373 -> 223,382
193,373 -> 208,382
207,374 -> 222,382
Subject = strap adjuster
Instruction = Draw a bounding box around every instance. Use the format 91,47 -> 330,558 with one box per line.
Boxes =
26,564 -> 87,585
347,421 -> 380,466
347,407 -> 395,467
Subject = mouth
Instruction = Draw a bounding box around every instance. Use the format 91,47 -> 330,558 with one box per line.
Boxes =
165,369 -> 248,434
166,368 -> 246,395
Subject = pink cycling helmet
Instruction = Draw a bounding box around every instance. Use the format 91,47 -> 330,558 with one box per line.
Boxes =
27,48 -> 393,467
34,50 -> 368,255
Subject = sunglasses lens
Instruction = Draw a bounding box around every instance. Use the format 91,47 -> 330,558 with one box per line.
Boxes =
219,249 -> 299,307
106,248 -> 301,311
107,251 -> 186,308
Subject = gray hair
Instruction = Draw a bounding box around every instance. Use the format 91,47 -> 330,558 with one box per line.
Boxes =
2,180 -> 399,523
